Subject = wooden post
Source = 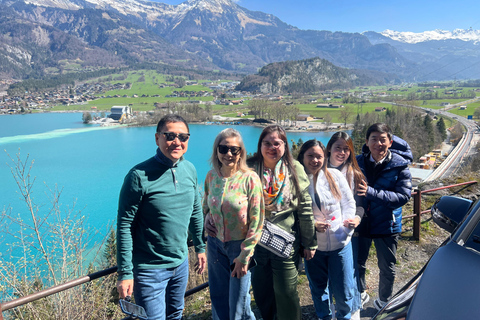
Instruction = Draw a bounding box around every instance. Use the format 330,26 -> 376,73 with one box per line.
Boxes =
413,189 -> 421,241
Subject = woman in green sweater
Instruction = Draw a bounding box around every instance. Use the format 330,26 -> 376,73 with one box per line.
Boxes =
248,125 -> 317,320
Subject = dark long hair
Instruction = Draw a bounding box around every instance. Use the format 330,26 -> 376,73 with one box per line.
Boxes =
297,139 -> 340,200
249,125 -> 301,198
326,131 -> 365,191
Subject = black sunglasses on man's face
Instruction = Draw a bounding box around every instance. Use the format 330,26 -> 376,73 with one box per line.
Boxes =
160,132 -> 190,142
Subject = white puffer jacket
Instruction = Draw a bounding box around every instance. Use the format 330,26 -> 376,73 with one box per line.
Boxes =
308,168 -> 356,252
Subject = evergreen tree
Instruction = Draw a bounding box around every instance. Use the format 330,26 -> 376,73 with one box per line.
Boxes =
423,115 -> 435,150
436,117 -> 447,141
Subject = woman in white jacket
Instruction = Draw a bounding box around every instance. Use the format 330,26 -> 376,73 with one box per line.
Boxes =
298,139 -> 357,320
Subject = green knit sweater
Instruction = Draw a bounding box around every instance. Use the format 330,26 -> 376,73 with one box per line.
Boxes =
117,154 -> 205,281
248,159 -> 317,250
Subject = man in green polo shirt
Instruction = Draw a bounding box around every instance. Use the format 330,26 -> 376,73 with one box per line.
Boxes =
116,114 -> 206,320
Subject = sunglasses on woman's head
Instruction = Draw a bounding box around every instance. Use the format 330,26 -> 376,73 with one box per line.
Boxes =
161,132 -> 190,142
218,145 -> 241,155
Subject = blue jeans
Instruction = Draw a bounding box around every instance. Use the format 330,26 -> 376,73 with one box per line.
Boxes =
207,236 -> 255,320
133,258 -> 189,320
350,236 -> 362,311
305,242 -> 355,320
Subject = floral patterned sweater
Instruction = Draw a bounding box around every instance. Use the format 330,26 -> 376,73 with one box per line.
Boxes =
203,169 -> 265,264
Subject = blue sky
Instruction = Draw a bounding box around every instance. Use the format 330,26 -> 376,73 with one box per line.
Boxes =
156,0 -> 480,33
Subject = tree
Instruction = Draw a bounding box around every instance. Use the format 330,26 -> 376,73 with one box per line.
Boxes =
450,122 -> 464,145
0,151 -> 123,319
82,112 -> 92,124
339,106 -> 352,127
175,77 -> 186,88
423,114 -> 435,150
248,100 -> 269,119
323,113 -> 332,129
474,107 -> 480,119
290,138 -> 304,159
436,117 -> 447,141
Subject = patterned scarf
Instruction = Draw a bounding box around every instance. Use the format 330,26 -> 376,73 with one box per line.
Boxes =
262,159 -> 292,214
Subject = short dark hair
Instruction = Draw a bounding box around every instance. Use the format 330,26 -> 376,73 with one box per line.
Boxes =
156,114 -> 189,133
366,123 -> 392,140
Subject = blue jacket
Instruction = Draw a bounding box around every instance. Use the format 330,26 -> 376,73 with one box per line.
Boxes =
356,136 -> 413,236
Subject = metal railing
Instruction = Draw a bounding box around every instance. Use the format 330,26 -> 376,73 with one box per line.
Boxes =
1,180 -> 477,318
0,265 -> 209,319
405,180 -> 478,240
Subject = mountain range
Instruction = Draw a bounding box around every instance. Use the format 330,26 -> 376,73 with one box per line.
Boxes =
0,0 -> 479,82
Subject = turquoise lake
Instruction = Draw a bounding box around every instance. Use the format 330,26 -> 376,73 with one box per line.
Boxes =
0,113 -> 337,246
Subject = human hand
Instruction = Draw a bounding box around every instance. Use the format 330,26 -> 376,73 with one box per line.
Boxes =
204,214 -> 218,237
303,249 -> 316,260
116,279 -> 134,299
195,252 -> 207,274
343,216 -> 361,229
315,221 -> 331,233
231,258 -> 248,279
357,180 -> 368,197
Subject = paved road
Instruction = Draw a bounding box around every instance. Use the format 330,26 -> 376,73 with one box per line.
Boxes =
382,101 -> 479,181
421,107 -> 479,181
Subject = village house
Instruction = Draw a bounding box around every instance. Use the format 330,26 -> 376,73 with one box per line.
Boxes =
109,106 -> 132,121
316,103 -> 344,108
297,114 -> 314,121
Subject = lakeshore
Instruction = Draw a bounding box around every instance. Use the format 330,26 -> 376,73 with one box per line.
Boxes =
0,113 -> 338,249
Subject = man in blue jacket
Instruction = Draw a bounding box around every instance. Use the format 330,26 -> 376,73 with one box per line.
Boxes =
355,123 -> 412,311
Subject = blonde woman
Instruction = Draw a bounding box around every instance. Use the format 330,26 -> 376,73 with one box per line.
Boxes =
203,128 -> 264,320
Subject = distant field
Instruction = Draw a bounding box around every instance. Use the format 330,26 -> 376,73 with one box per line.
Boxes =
296,102 -> 394,123
46,73 -> 480,122
82,70 -> 216,111
420,98 -> 473,109
448,106 -> 476,118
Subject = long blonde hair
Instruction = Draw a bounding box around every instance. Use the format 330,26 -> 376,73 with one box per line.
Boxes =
210,128 -> 251,176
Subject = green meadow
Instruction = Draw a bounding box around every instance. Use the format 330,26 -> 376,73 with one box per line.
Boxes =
48,70 -> 480,123
82,70 -> 216,112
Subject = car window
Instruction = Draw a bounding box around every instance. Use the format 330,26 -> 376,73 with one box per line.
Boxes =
463,220 -> 480,253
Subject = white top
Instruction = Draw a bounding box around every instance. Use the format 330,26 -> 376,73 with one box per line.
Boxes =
308,168 -> 356,252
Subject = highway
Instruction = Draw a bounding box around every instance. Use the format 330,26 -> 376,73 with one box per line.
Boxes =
419,107 -> 478,181
381,100 -> 479,181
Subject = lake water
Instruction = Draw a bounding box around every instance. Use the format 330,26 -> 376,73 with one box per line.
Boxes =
0,113 -> 337,247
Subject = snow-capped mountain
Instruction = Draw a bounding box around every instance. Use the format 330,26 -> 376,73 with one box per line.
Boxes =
4,0 -> 411,77
380,28 -> 480,44
1,0 -> 479,81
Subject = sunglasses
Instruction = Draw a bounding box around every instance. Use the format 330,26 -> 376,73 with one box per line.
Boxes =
160,132 -> 190,142
218,145 -> 241,155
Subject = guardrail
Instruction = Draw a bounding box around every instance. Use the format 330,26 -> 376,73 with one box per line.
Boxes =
405,180 -> 478,240
1,180 -> 477,318
0,265 -> 209,320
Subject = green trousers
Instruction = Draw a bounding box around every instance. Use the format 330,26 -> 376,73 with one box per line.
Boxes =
251,246 -> 301,320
